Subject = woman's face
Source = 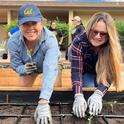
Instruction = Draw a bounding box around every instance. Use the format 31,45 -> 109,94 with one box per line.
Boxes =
89,20 -> 108,47
20,21 -> 43,42
51,22 -> 56,29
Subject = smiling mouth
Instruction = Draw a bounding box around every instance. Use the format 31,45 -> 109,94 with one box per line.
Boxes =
26,31 -> 36,36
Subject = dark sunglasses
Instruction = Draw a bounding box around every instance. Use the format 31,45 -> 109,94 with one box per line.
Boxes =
23,21 -> 38,26
91,29 -> 108,38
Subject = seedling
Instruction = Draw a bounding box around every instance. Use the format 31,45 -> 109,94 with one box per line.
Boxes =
86,112 -> 94,124
107,101 -> 117,112
27,49 -> 33,62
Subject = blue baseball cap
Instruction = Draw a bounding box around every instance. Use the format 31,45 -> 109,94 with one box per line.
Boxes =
18,4 -> 42,25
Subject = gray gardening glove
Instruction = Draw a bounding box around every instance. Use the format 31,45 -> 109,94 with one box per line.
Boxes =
25,62 -> 37,74
73,94 -> 87,118
34,102 -> 52,124
87,90 -> 104,116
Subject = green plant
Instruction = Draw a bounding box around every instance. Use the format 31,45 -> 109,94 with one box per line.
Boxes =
47,18 -> 69,50
46,18 -> 69,39
107,101 -> 117,112
116,20 -> 124,52
86,112 -> 94,124
0,44 -> 2,48
27,49 -> 33,62
57,22 -> 69,50
4,20 -> 18,33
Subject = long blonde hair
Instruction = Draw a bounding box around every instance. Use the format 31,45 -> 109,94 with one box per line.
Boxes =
86,12 -> 123,91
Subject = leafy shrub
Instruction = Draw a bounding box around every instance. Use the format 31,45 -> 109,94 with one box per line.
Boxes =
4,20 -> 18,33
116,21 -> 124,52
57,22 -> 69,50
46,19 -> 69,50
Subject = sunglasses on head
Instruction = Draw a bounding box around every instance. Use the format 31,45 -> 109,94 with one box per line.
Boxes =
91,29 -> 108,38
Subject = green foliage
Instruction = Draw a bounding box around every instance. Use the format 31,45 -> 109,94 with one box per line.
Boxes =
116,20 -> 124,51
57,22 -> 69,38
116,20 -> 124,36
86,112 -> 94,124
58,22 -> 69,50
107,101 -> 117,113
46,19 -> 69,39
4,20 -> 18,33
0,44 -> 2,48
47,19 -> 69,50
57,22 -> 69,50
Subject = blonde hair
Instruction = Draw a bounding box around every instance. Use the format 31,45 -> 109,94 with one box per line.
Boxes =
86,12 -> 123,91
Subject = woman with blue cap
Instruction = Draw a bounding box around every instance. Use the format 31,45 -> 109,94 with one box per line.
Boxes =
8,4 -> 60,124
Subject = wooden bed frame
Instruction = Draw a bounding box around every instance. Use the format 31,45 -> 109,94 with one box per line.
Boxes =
0,59 -> 124,92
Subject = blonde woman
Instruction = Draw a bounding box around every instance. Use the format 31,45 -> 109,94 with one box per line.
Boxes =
71,12 -> 123,118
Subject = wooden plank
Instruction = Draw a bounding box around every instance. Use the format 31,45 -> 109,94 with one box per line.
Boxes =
61,69 -> 71,87
0,68 -> 19,77
0,86 -> 119,92
0,86 -> 95,91
0,63 -> 124,91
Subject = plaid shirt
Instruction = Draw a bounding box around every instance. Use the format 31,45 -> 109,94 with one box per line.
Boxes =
71,31 -> 109,95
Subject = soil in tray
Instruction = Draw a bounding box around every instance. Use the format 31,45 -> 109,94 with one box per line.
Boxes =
0,104 -> 124,124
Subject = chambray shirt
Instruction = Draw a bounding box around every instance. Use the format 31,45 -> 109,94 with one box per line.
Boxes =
71,31 -> 110,95
8,27 -> 60,100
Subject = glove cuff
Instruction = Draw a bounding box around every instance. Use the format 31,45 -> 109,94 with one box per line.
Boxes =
74,93 -> 85,100
94,90 -> 104,97
38,99 -> 49,104
75,93 -> 84,97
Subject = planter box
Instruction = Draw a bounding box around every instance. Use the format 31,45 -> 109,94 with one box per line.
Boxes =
0,68 -> 61,90
0,62 -> 124,91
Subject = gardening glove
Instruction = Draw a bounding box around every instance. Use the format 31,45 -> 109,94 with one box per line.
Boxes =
87,90 -> 104,116
73,94 -> 87,118
34,102 -> 52,124
24,62 -> 37,74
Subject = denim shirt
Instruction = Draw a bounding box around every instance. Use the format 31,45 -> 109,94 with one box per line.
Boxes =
8,27 -> 61,100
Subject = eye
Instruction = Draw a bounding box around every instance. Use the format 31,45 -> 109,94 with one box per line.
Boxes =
100,32 -> 108,36
93,30 -> 99,35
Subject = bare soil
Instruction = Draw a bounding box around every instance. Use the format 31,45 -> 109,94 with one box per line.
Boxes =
0,103 -> 124,124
